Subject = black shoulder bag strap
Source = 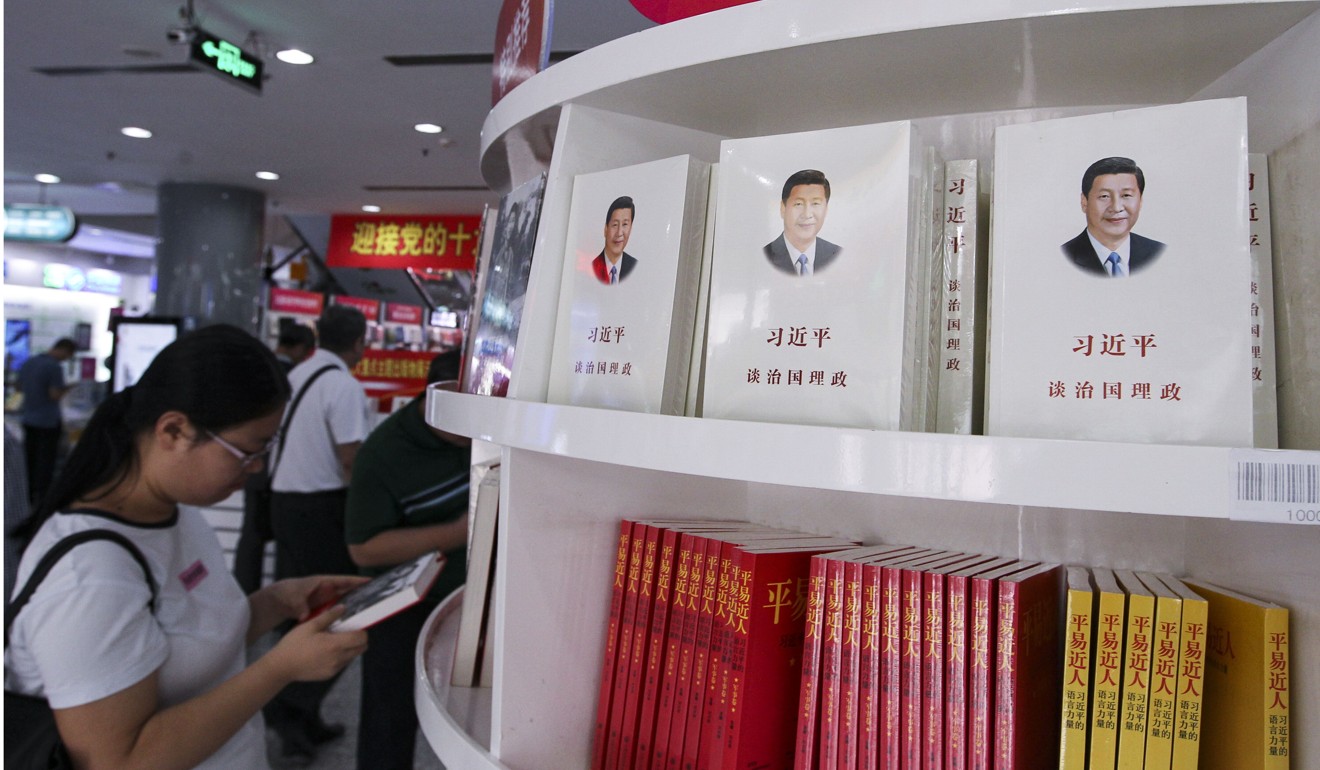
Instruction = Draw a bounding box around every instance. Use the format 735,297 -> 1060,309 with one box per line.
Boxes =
4,530 -> 158,770
5,529 -> 158,645
268,364 -> 338,479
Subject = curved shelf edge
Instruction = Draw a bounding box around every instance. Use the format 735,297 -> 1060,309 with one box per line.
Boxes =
427,388 -> 1319,521
415,589 -> 511,770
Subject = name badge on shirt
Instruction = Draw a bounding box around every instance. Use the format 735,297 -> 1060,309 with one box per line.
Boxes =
179,560 -> 209,591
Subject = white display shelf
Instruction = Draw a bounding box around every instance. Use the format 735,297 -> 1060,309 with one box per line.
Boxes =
414,588 -> 508,770
428,389 -> 1316,521
481,0 -> 1320,188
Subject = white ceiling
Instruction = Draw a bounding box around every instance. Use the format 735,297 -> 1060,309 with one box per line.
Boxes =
3,0 -> 654,231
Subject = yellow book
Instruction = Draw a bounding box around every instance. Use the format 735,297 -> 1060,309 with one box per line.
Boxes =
1140,572 -> 1181,770
1183,579 -> 1290,770
1156,575 -> 1208,770
1114,570 -> 1154,770
1058,566 -> 1094,770
1089,567 -> 1127,770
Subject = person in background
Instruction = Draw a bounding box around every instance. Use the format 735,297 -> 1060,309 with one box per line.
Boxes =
273,324 -> 316,373
17,337 -> 76,508
4,324 -> 367,770
345,350 -> 471,770
232,323 -> 318,595
265,305 -> 370,765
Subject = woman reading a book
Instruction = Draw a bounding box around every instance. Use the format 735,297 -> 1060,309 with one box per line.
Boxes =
5,324 -> 369,770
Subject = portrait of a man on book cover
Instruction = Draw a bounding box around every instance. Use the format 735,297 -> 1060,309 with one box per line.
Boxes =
764,169 -> 842,277
1061,156 -> 1166,278
592,195 -> 639,285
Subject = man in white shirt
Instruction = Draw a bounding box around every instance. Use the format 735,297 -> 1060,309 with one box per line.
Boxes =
763,169 -> 842,276
265,304 -> 370,765
1061,156 -> 1166,277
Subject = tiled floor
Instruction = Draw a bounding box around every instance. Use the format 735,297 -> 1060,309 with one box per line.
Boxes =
255,637 -> 446,770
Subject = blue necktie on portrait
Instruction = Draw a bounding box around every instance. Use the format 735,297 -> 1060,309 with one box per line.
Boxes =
797,254 -> 809,276
610,265 -> 618,284
1107,252 -> 1122,277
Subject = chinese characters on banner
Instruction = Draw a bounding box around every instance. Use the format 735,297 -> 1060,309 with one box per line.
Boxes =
574,325 -> 634,377
491,0 -> 550,106
352,349 -> 434,386
332,294 -> 381,321
384,302 -> 424,325
326,214 -> 481,271
745,326 -> 849,388
269,287 -> 325,317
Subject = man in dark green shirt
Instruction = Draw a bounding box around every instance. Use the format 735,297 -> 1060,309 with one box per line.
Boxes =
345,351 -> 470,770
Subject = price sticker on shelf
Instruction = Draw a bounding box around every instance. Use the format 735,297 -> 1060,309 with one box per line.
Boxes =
1229,449 -> 1320,524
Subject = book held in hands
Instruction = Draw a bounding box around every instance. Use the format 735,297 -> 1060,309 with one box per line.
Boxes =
329,550 -> 446,632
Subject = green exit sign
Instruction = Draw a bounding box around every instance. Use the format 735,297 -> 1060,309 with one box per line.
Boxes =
189,29 -> 263,93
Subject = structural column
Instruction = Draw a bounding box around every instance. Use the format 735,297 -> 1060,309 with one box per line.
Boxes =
155,182 -> 265,331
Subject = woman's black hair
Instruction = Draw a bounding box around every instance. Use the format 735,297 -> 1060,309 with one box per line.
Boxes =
14,324 -> 290,542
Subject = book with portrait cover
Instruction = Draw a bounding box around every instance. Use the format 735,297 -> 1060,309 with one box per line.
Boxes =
992,562 -> 1063,770
702,120 -> 936,431
985,98 -> 1252,446
1182,579 -> 1289,770
936,159 -> 984,435
1248,153 -> 1279,448
546,155 -> 712,415
327,550 -> 446,632
463,172 -> 547,397
1088,567 -> 1127,770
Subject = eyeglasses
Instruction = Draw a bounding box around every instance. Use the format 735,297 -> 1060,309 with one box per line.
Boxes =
206,430 -> 280,470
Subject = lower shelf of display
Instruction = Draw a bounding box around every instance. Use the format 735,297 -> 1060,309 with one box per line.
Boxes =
415,588 -> 509,770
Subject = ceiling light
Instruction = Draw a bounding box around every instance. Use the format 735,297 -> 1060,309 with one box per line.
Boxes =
362,205 -> 381,213
414,123 -> 444,134
276,49 -> 315,65
121,126 -> 153,139
34,173 -> 61,184
255,171 -> 281,181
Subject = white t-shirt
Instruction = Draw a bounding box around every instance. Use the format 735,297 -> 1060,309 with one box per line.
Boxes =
5,508 -> 269,770
271,348 -> 370,493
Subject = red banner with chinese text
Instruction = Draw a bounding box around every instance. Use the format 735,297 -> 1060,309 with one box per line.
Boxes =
384,302 -> 425,325
331,294 -> 382,321
629,0 -> 757,23
326,214 -> 481,271
269,287 -> 325,316
352,348 -> 434,387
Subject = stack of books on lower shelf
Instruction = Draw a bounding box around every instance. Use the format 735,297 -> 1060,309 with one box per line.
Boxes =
588,522 -> 1293,770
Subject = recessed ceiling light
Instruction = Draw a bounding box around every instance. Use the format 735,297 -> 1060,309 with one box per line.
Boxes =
121,126 -> 153,139
414,123 -> 444,134
362,205 -> 382,213
255,171 -> 281,181
34,173 -> 61,184
276,49 -> 315,65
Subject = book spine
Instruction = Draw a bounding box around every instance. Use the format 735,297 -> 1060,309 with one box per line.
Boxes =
993,568 -> 1062,770
1059,580 -> 1094,770
944,573 -> 971,770
594,521 -> 634,770
1145,594 -> 1181,770
698,542 -> 738,770
1247,153 -> 1279,448
1169,594 -> 1207,770
659,534 -> 704,770
1117,590 -> 1155,769
899,564 -> 925,770
607,524 -> 652,769
1263,608 -> 1290,770
921,567 -> 947,770
966,574 -> 997,770
681,536 -> 722,770
819,558 -> 846,770
878,561 -> 907,770
620,525 -> 664,768
795,557 -> 830,770
837,559 -> 863,770
637,528 -> 682,770
1088,586 -> 1125,770
858,561 -> 883,770
936,158 -> 980,435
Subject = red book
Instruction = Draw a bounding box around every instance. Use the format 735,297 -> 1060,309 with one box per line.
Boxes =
721,541 -> 856,770
794,553 -> 832,770
669,534 -> 715,770
876,549 -> 937,770
854,547 -> 919,770
618,524 -> 666,769
656,532 -> 705,770
607,523 -> 653,769
943,558 -> 1018,770
922,555 -> 998,770
993,563 -> 1063,770
818,555 -> 847,770
967,561 -> 1037,770
900,552 -> 966,770
636,526 -> 683,770
594,520 -> 636,770
837,558 -> 864,770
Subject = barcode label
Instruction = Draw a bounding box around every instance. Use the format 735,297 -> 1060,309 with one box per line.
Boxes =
1235,461 -> 1320,503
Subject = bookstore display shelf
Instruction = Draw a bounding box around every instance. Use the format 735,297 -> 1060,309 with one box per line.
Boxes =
428,388 -> 1309,521
414,588 -> 508,770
